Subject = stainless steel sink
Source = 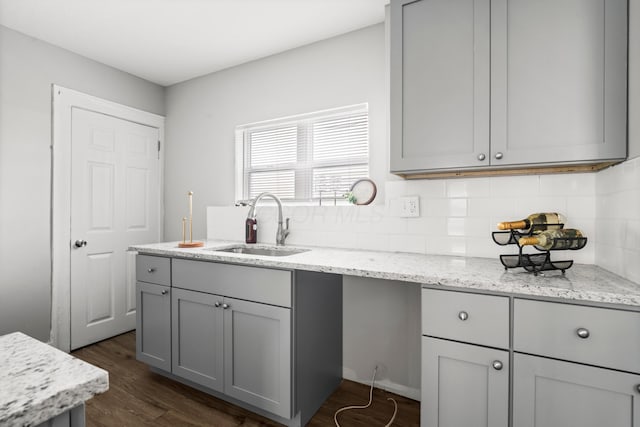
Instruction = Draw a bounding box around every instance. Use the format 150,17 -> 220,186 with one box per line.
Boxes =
208,245 -> 309,257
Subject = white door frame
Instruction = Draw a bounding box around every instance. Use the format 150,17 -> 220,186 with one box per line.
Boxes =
51,85 -> 164,351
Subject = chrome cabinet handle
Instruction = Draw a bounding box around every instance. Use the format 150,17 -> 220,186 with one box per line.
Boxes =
576,328 -> 590,339
147,268 -> 156,273
214,302 -> 221,308
161,290 -> 168,295
492,360 -> 503,371
477,153 -> 486,161
636,384 -> 640,394
74,240 -> 88,248
494,152 -> 504,160
458,311 -> 469,321
222,303 -> 230,309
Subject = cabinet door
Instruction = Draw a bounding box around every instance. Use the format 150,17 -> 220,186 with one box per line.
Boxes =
136,282 -> 171,371
171,288 -> 224,392
390,0 -> 490,172
224,298 -> 291,419
491,0 -> 627,166
514,353 -> 640,427
421,337 -> 509,427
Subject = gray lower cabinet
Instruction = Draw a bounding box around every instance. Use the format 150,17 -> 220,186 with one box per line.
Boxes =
171,287 -> 291,418
35,405 -> 85,427
390,0 -> 627,174
136,255 -> 342,427
513,353 -> 640,427
422,288 -> 640,427
421,288 -> 510,427
136,281 -> 171,371
223,297 -> 291,418
512,298 -> 640,427
421,337 -> 509,427
171,287 -> 224,392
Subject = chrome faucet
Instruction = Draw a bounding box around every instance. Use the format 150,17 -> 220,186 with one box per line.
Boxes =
246,192 -> 290,246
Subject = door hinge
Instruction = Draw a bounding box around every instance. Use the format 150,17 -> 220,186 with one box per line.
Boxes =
157,140 -> 161,159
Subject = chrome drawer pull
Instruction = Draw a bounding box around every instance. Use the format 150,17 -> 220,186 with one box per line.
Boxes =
222,303 -> 230,310
576,328 -> 590,339
492,360 -> 503,371
458,311 -> 469,321
147,268 -> 156,273
161,290 -> 168,295
636,384 -> 640,394
214,302 -> 221,308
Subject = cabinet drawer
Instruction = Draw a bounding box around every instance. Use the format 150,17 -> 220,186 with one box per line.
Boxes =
172,259 -> 292,307
514,299 -> 640,373
422,288 -> 509,348
136,255 -> 171,286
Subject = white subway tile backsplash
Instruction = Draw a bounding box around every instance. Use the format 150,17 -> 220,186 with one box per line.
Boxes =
406,179 -> 446,198
446,178 -> 492,198
594,156 -> 640,282
446,218 -> 466,236
490,175 -> 539,197
514,196 -> 568,218
388,233 -> 426,254
206,157 -> 638,284
448,199 -> 468,217
567,196 -> 596,220
539,173 -> 596,197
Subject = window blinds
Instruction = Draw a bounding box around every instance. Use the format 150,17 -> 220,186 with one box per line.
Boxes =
239,104 -> 369,202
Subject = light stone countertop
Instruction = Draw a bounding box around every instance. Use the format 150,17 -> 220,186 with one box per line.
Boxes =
0,332 -> 108,427
130,240 -> 640,309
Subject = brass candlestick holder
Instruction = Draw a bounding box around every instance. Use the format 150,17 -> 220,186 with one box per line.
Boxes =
178,191 -> 204,248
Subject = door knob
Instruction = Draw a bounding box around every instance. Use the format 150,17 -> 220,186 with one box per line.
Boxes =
74,240 -> 88,248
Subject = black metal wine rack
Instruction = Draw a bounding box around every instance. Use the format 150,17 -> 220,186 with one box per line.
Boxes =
492,223 -> 587,275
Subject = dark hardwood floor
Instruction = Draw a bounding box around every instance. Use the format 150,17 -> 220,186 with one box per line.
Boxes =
72,332 -> 420,426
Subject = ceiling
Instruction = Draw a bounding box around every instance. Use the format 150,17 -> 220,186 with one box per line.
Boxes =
0,0 -> 388,86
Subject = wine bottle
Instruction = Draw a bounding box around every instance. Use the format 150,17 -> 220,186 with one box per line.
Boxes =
518,228 -> 584,250
497,212 -> 566,233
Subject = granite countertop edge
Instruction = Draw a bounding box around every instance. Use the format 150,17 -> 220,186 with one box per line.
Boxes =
0,332 -> 109,427
130,241 -> 640,309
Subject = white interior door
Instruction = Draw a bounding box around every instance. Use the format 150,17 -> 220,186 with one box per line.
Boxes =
70,107 -> 160,349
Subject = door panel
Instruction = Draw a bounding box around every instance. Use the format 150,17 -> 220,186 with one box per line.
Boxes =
390,0 -> 491,172
136,282 -> 171,371
491,0 -> 627,165
224,298 -> 291,418
172,288 -> 224,392
421,337 -> 509,427
71,107 -> 160,349
513,353 -> 640,427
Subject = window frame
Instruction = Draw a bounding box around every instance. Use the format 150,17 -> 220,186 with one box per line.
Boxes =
235,103 -> 369,204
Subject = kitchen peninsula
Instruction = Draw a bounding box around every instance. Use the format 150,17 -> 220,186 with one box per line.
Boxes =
0,332 -> 108,427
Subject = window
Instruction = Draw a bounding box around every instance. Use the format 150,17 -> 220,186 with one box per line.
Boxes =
235,104 -> 369,203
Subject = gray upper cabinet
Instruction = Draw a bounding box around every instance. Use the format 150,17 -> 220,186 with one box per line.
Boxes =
390,0 -> 628,174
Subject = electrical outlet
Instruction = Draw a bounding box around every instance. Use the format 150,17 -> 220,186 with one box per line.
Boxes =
400,196 -> 420,217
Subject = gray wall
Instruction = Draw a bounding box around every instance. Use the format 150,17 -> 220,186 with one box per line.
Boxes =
164,24 -> 388,242
0,25 -> 164,341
